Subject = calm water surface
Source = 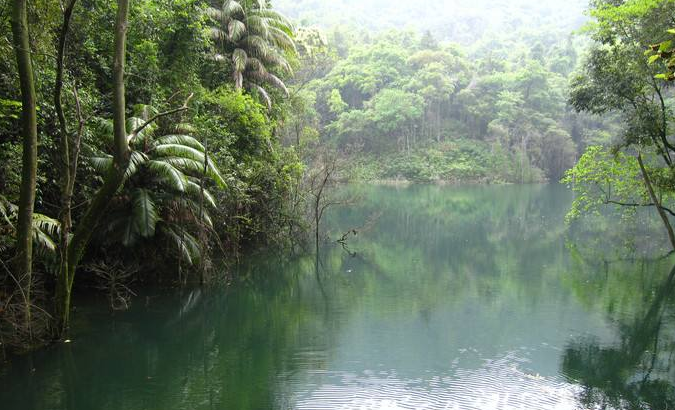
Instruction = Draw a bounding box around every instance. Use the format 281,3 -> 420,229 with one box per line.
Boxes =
2,184 -> 675,409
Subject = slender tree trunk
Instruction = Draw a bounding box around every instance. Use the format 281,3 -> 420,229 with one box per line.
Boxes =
56,0 -> 131,336
198,137 -> 209,285
54,0 -> 78,339
436,101 -> 441,143
637,153 -> 675,251
11,0 -> 38,335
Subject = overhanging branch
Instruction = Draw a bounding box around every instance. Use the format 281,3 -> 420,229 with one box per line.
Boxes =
605,200 -> 675,217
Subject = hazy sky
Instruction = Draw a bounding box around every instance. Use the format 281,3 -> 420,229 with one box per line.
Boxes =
275,0 -> 588,43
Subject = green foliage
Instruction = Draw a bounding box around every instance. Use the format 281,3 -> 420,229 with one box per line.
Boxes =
647,28 -> 675,81
87,108 -> 224,267
206,0 -> 297,107
343,140 -> 508,183
297,28 -> 587,183
327,89 -> 347,114
561,146 -> 652,222
0,195 -> 60,257
195,87 -> 305,251
566,0 -> 675,240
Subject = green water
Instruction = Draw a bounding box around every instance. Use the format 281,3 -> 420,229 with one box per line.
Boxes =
2,184 -> 675,409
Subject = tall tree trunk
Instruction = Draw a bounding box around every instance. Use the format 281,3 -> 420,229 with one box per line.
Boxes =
637,153 -> 675,252
54,0 -> 79,338
55,0 -> 131,336
11,0 -> 38,335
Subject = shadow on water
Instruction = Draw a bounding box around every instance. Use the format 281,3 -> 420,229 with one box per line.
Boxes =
562,263 -> 675,409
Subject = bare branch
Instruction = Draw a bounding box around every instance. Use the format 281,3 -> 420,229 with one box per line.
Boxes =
605,200 -> 675,217
128,93 -> 194,140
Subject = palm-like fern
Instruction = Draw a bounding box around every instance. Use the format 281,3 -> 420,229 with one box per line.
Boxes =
0,195 -> 60,255
88,107 -> 225,265
207,0 -> 297,108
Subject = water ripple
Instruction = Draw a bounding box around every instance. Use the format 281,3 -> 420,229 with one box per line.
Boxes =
291,353 -> 581,410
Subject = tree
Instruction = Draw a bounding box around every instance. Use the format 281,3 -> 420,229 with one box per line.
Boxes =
207,0 -> 296,108
568,0 -> 675,250
367,88 -> 424,152
88,109 -> 225,269
55,0 -> 133,335
0,0 -> 306,347
10,0 -> 39,335
54,0 -> 83,341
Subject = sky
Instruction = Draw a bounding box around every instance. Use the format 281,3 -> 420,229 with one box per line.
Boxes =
274,0 -> 589,44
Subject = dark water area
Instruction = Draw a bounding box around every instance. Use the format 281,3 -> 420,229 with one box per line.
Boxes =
2,184 -> 675,409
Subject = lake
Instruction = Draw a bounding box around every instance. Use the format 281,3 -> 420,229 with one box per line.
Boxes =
2,184 -> 674,409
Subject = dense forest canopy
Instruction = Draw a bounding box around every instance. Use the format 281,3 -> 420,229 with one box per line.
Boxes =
273,1 -> 613,183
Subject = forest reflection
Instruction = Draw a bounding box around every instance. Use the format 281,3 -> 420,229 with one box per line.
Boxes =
562,263 -> 675,410
2,184 -> 674,410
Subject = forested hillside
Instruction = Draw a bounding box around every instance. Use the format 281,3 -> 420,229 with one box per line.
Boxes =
277,24 -> 617,183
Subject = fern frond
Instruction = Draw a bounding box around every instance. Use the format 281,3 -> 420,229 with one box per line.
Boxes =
132,188 -> 159,239
32,213 -> 60,254
0,195 -> 15,227
125,150 -> 149,181
222,0 -> 244,19
162,227 -> 200,266
89,155 -> 113,174
228,19 -> 247,41
154,144 -> 207,162
185,180 -> 217,208
162,157 -> 227,188
146,160 -> 187,192
232,48 -> 248,73
154,135 -> 205,152
252,84 -> 272,109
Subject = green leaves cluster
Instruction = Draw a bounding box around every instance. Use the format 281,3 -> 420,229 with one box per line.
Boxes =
647,28 -> 675,81
561,146 -> 649,222
86,108 -> 224,264
207,0 -> 297,107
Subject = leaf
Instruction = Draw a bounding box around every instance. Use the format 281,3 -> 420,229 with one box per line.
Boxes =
185,180 -> 217,208
232,48 -> 248,73
154,145 -> 226,188
648,54 -> 661,64
0,195 -> 15,227
132,188 -> 159,239
162,227 -> 200,265
228,20 -> 246,41
124,150 -> 149,180
154,135 -> 205,152
89,155 -> 113,173
660,40 -> 673,52
32,213 -> 60,254
146,160 -> 187,192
